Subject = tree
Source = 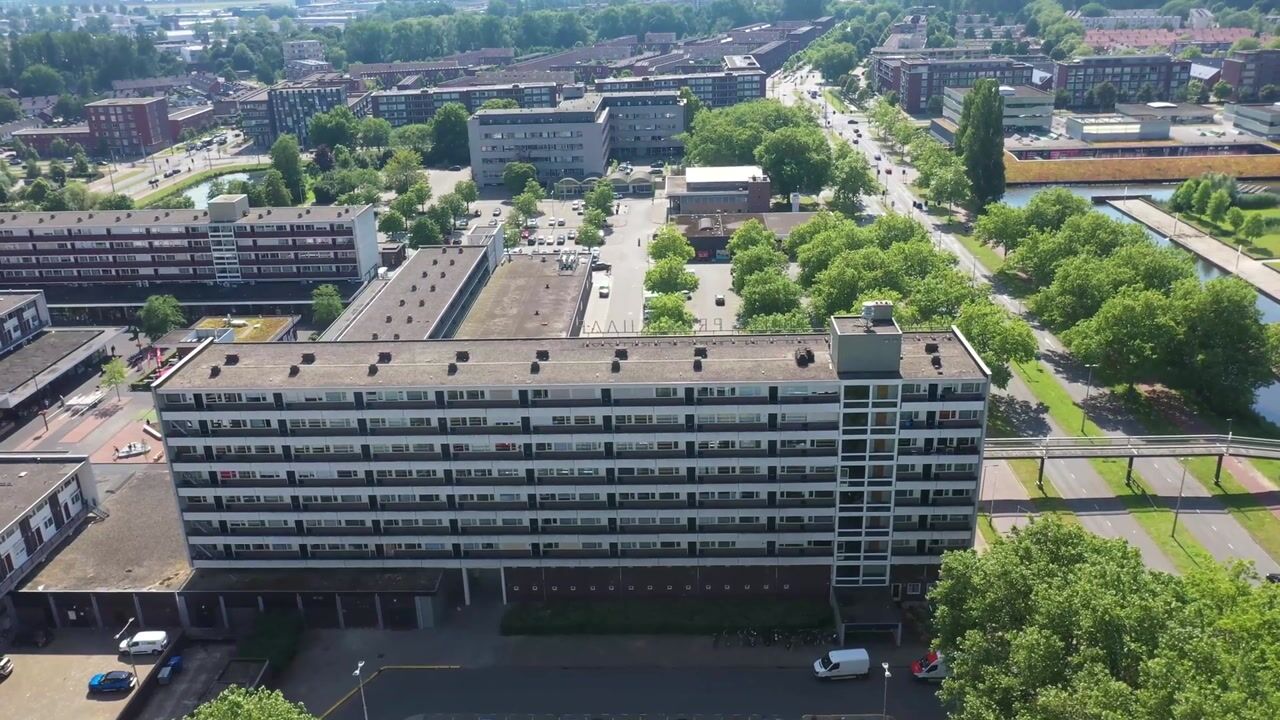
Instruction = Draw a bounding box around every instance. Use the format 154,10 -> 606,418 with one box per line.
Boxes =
928,165 -> 972,211
513,191 -> 539,218
311,284 -> 344,328
391,123 -> 433,158
378,210 -> 407,234
644,256 -> 698,295
522,179 -> 545,203
72,152 -> 89,176
1065,288 -> 1179,387
955,300 -> 1036,387
743,309 -> 812,333
270,135 -> 305,204
502,162 -> 537,195
973,203 -> 1027,252
1093,81 -> 1118,110
1213,80 -> 1234,101
0,97 -> 20,123
576,221 -> 603,248
726,219 -> 777,258
678,86 -> 705,128
754,125 -> 832,196
1206,189 -> 1231,224
479,98 -> 519,110
738,270 -> 803,322
649,225 -> 695,263
1227,206 -> 1247,234
644,293 -> 695,333
185,686 -> 317,720
730,244 -> 788,293
828,145 -> 878,216
455,179 -> 478,208
585,181 -> 614,216
48,161 -> 66,186
956,78 -> 1006,210
1192,181 -> 1214,215
682,99 -> 817,166
262,170 -> 293,206
409,216 -> 443,247
1169,178 -> 1200,212
307,106 -> 359,149
430,102 -> 470,165
19,64 -> 64,96
1023,188 -> 1091,232
1171,277 -> 1276,413
438,193 -> 467,222
383,148 -> 425,194
100,357 -> 127,400
138,295 -> 185,343
357,116 -> 392,148
97,194 -> 134,210
1242,213 -> 1265,242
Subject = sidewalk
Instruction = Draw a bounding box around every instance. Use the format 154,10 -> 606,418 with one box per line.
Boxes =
982,460 -> 1034,535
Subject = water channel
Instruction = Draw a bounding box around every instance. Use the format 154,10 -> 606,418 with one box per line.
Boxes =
180,171 -> 261,209
1002,183 -> 1280,424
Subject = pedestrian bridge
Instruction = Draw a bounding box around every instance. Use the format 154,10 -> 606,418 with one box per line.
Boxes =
983,434 -> 1280,484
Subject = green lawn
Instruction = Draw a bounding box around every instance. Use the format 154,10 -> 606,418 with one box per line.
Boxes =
1007,458 -> 1080,526
822,88 -> 850,113
1012,361 -> 1214,573
1177,207 -> 1280,259
955,232 -> 1005,273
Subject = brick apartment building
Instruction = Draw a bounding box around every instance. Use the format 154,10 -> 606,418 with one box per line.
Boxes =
895,57 -> 1034,113
1221,49 -> 1280,101
371,83 -> 558,127
0,195 -> 379,289
85,96 -> 171,157
1053,55 -> 1192,109
593,69 -> 767,109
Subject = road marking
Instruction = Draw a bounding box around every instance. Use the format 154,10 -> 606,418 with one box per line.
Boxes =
1228,543 -> 1235,550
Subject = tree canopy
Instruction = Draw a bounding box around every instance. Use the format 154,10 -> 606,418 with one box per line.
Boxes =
682,99 -> 817,167
184,686 -> 317,720
138,294 -> 185,343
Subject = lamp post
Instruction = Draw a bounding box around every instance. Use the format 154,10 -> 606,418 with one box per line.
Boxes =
881,661 -> 892,719
353,660 -> 370,720
1080,363 -> 1099,435
1172,460 -> 1188,536
115,617 -> 138,682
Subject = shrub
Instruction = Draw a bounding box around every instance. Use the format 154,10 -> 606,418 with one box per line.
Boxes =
1233,192 -> 1280,210
500,598 -> 831,635
237,611 -> 304,672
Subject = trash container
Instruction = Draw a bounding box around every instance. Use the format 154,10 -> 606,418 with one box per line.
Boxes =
157,666 -> 173,686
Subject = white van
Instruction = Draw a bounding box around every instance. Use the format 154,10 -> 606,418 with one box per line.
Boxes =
912,650 -> 950,681
118,630 -> 169,655
813,648 -> 870,679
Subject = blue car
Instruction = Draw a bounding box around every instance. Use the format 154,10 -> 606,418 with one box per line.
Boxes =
88,670 -> 135,693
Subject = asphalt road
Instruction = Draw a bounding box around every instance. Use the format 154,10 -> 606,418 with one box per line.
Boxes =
326,667 -> 944,720
779,69 -> 1279,574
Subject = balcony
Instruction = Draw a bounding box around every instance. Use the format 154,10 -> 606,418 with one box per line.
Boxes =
541,548 -> 611,558
619,524 -> 686,534
456,501 -> 527,510
617,500 -> 687,509
535,475 -> 605,486
777,546 -> 831,556
304,526 -> 376,536
299,501 -> 368,511
533,450 -> 607,460
615,448 -> 685,459
374,475 -> 446,487
697,447 -> 768,458
778,522 -> 835,532
698,547 -> 767,557
220,476 -> 290,488
778,472 -> 837,483
379,501 -> 448,511
296,476 -> 366,488
368,426 -> 442,436
180,501 -> 217,512
370,451 -> 444,462
228,526 -> 298,536
292,452 -> 363,463
283,402 -> 357,411
699,522 -> 767,533
204,402 -> 274,413
530,424 -> 606,435
365,399 -> 439,410
541,524 -> 609,534
460,525 -> 529,534
232,550 -> 300,560
446,399 -> 521,409
619,548 -> 688,558
776,498 -> 834,508
696,423 -> 768,432
380,525 -> 451,535
778,421 -> 839,432
778,447 -> 836,457
778,394 -> 839,405
461,549 -> 534,558
453,451 -> 522,462
309,549 -> 375,559
223,501 -> 293,512
698,498 -> 768,509
451,425 -> 525,436
538,501 -> 609,510
695,395 -> 769,406
209,427 -> 280,437
613,423 -> 684,434
695,473 -> 768,484
384,549 -> 454,559
529,397 -> 604,408
456,475 -> 526,486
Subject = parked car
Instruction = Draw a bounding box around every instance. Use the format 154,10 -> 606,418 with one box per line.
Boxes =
591,261 -> 611,272
488,218 -> 499,226
714,294 -> 726,306
884,167 -> 893,175
88,671 -> 136,693
873,154 -> 882,161
12,626 -> 52,648
555,234 -> 566,245
0,654 -> 13,680
911,651 -> 951,682
448,165 -> 463,171
118,630 -> 169,655
813,648 -> 871,679
567,230 -> 578,240
557,217 -> 566,226
598,282 -> 611,298
492,207 -> 502,216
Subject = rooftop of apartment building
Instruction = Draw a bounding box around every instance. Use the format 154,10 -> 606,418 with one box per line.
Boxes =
328,245 -> 488,342
453,252 -> 590,340
438,70 -> 577,88
1114,101 -> 1217,120
945,85 -> 1050,100
724,55 -> 763,70
167,105 -> 213,121
0,329 -> 105,394
475,93 -> 604,117
157,325 -> 986,391
0,291 -> 42,317
1233,103 -> 1280,118
0,205 -> 368,231
1057,54 -> 1185,65
85,96 -> 166,107
12,125 -> 90,137
0,458 -> 83,529
348,60 -> 462,74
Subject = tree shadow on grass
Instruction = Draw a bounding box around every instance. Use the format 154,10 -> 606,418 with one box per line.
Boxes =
989,393 -> 1050,437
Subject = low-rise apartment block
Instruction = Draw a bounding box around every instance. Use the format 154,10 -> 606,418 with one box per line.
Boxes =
1065,8 -> 1182,29
897,57 -> 1034,114
284,39 -> 325,62
1053,55 -> 1191,110
468,95 -> 611,187
1221,49 -> 1280,101
85,96 -> 171,157
593,69 -> 766,109
371,83 -> 558,127
153,302 -> 990,601
0,195 -> 379,289
942,85 -> 1052,130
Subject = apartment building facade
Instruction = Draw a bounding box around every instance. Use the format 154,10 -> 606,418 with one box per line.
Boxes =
600,91 -> 685,162
468,95 -> 611,187
1221,49 -> 1280,101
0,291 -> 50,356
1053,55 -> 1191,109
371,83 -> 558,127
0,195 -> 379,288
284,39 -> 325,62
269,84 -> 349,148
153,304 -> 990,602
0,457 -> 98,606
898,57 -> 1034,114
85,96 -> 171,157
593,70 -> 767,108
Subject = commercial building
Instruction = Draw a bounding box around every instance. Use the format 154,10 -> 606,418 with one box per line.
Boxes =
0,456 -> 99,622
666,166 -> 773,216
1229,103 -> 1280,139
468,95 -> 611,187
1114,101 -> 1217,124
0,195 -> 379,290
601,91 -> 685,162
673,212 -> 818,262
1052,55 -> 1191,110
1221,49 -> 1280,101
371,83 -> 559,127
151,302 -> 990,602
592,69 -> 767,109
1064,114 -> 1172,142
0,291 -> 50,356
85,96 -> 171,157
942,85 -> 1052,130
896,57 -> 1034,114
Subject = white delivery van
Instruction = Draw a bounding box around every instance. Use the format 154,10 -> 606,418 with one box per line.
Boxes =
813,648 -> 871,679
911,650 -> 951,681
118,630 -> 169,655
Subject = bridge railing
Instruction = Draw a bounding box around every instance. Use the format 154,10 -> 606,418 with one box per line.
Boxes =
984,434 -> 1280,459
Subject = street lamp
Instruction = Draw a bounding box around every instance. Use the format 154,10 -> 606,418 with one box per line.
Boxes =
881,661 -> 892,719
1080,363 -> 1099,435
353,660 -> 370,720
1172,460 -> 1188,536
115,617 -> 138,683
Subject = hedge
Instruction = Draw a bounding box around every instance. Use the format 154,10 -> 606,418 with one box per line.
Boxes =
500,598 -> 831,635
1234,192 -> 1280,210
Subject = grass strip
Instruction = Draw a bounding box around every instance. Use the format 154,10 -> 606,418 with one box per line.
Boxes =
954,232 -> 1005,273
1012,361 -> 1214,573
134,163 -> 269,207
822,88 -> 850,113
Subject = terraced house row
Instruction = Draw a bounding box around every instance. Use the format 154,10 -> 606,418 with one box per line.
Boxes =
153,303 -> 990,602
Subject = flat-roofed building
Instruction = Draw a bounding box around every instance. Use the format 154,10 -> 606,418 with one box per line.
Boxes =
600,90 -> 685,162
85,96 -> 171,157
283,39 -> 325,62
898,57 -> 1034,114
942,85 -> 1052,130
468,94 -> 611,187
454,252 -> 591,339
1053,55 -> 1191,110
592,69 -> 766,108
666,165 -> 772,216
152,302 -> 990,603
1221,49 -> 1280,102
371,83 -> 558,127
1230,103 -> 1280,139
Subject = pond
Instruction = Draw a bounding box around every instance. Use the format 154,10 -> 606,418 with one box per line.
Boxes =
180,171 -> 263,209
1004,183 -> 1280,424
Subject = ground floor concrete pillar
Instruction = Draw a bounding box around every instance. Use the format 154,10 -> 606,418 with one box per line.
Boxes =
461,567 -> 471,606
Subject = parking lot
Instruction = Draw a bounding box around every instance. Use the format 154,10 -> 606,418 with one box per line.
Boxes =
0,629 -> 161,720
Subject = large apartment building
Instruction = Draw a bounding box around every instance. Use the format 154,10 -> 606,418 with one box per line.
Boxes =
85,96 -> 171,157
468,95 -> 612,187
601,91 -> 685,162
371,83 -> 558,127
1221,49 -> 1280,101
897,57 -> 1034,114
1053,55 -> 1191,109
593,69 -> 766,108
0,195 -> 379,288
152,303 -> 990,602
